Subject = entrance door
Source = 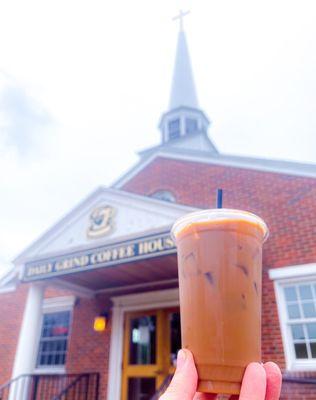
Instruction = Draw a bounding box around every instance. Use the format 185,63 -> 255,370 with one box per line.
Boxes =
121,308 -> 181,400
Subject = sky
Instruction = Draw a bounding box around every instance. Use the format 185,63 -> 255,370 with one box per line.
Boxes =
0,0 -> 316,273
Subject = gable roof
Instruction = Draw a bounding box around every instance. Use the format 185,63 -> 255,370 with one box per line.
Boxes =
0,266 -> 19,292
13,187 -> 196,265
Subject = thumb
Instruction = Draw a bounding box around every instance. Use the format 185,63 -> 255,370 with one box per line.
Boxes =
160,349 -> 198,400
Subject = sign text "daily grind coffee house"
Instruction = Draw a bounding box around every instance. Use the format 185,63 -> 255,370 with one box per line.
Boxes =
23,233 -> 175,281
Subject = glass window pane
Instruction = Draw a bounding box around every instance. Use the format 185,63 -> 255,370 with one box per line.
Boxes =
129,315 -> 156,365
56,340 -> 62,352
287,304 -> 301,319
311,343 -> 316,358
53,353 -> 60,366
291,324 -> 305,340
307,323 -> 316,339
302,302 -> 316,318
128,378 -> 156,400
294,343 -> 308,359
299,285 -> 313,300
284,287 -> 297,302
170,312 -> 181,366
186,118 -> 198,134
168,119 -> 180,140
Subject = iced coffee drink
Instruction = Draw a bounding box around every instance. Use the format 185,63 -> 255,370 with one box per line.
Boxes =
171,209 -> 268,395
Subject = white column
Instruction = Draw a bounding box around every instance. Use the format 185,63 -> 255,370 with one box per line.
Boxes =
12,284 -> 44,378
107,304 -> 124,400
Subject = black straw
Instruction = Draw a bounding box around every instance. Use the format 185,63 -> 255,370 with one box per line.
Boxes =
216,189 -> 223,208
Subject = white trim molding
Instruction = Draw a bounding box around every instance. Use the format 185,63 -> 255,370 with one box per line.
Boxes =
107,288 -> 179,400
269,263 -> 316,371
43,295 -> 76,312
269,263 -> 316,281
0,284 -> 17,294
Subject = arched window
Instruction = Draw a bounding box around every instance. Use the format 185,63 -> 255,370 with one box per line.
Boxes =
150,190 -> 176,203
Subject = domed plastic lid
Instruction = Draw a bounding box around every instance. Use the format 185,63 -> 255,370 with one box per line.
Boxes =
171,208 -> 269,242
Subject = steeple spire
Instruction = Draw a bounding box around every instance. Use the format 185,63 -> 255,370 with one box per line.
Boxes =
158,11 -> 214,152
169,11 -> 198,110
169,29 -> 199,110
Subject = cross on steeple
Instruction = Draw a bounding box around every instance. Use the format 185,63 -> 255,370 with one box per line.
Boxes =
172,9 -> 190,32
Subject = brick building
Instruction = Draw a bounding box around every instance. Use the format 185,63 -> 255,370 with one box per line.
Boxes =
0,25 -> 316,400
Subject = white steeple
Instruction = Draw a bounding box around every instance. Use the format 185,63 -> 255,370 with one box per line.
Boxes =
169,29 -> 199,110
159,11 -> 213,148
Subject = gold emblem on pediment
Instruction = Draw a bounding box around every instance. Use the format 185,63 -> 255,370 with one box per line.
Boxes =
87,205 -> 115,239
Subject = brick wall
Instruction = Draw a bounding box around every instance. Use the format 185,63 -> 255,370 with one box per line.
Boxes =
262,269 -> 286,368
122,157 -> 316,267
0,285 -> 28,386
66,294 -> 112,399
281,381 -> 316,399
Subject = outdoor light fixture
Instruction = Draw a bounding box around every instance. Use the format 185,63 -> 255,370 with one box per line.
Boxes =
93,313 -> 108,332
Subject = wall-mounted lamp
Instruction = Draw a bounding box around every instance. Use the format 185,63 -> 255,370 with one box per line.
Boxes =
94,313 -> 109,332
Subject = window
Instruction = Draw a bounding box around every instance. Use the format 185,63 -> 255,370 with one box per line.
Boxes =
284,283 -> 316,360
269,264 -> 316,370
150,190 -> 176,203
186,118 -> 198,134
168,119 -> 180,140
37,311 -> 71,368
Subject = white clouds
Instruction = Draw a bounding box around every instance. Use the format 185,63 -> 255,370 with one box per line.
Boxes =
0,76 -> 53,158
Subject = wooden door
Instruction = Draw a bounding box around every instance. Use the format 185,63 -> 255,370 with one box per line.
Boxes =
121,308 -> 181,400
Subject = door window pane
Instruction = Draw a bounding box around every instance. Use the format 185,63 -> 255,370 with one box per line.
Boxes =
128,377 -> 156,400
130,315 -> 156,365
170,312 -> 181,366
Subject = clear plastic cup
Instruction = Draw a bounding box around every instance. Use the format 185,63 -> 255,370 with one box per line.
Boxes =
171,209 -> 268,395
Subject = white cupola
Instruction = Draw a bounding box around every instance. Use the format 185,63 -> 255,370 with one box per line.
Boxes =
159,16 -> 211,144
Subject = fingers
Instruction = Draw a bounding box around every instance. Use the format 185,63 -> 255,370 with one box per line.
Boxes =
239,362 -> 267,400
160,349 -> 198,400
263,362 -> 282,400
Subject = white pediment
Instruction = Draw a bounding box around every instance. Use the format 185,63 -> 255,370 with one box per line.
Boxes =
15,187 -> 196,264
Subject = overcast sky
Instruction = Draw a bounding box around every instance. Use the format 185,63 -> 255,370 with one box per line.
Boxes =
0,0 -> 316,272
